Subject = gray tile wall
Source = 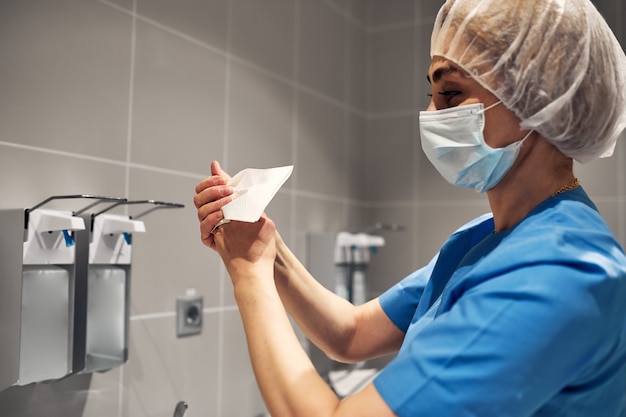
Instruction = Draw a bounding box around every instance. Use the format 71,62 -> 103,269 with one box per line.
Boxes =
0,1 -> 366,416
0,1 -> 624,416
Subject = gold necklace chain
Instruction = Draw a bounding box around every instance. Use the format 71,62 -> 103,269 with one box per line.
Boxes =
552,178 -> 580,196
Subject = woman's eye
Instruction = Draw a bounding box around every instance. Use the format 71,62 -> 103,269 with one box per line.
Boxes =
426,90 -> 462,108
438,90 -> 461,99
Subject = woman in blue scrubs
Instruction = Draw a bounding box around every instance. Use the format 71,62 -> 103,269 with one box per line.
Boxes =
194,0 -> 626,416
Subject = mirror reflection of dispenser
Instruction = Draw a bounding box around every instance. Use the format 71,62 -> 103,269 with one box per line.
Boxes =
333,232 -> 352,301
307,231 -> 385,396
333,232 -> 385,305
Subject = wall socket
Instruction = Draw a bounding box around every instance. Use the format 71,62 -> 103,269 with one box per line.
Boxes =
176,294 -> 203,337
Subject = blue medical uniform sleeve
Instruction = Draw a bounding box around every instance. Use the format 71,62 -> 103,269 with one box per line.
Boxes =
378,254 -> 437,332
374,261 -> 626,417
379,213 -> 495,333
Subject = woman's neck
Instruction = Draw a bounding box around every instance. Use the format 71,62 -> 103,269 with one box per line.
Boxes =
487,136 -> 576,232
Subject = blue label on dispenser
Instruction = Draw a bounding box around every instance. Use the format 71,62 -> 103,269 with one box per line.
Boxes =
62,230 -> 75,247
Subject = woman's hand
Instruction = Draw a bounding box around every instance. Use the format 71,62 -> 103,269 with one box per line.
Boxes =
194,160 -> 234,250
211,215 -> 277,283
194,160 -> 276,279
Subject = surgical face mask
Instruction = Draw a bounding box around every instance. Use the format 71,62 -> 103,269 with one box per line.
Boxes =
419,102 -> 530,193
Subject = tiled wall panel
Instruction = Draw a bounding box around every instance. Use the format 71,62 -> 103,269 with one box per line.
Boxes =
0,1 -> 623,416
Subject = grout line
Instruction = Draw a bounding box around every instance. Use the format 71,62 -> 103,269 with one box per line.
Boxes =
118,365 -> 124,417
290,0 -> 301,247
119,3 -> 137,414
129,305 -> 236,321
290,188 -> 365,206
0,140 -> 129,166
122,162 -> 206,179
130,311 -> 175,321
369,20 -> 418,34
216,300 -> 225,417
369,109 -> 418,120
364,0 -> 373,203
221,9 -> 233,173
320,0 -> 365,29
124,0 -> 137,201
412,0 -> 421,261
343,0 -> 350,176
0,140 -> 204,179
319,0 -> 429,35
342,0 -> 353,227
216,2 -> 234,415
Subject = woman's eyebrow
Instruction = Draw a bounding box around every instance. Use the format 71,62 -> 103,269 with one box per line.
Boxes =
426,65 -> 462,84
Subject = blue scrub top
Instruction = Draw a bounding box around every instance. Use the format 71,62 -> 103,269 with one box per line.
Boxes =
374,187 -> 626,417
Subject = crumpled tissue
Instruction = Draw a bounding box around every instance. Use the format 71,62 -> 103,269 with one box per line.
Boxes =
220,165 -> 293,223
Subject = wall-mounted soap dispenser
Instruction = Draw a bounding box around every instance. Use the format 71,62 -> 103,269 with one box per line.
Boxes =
0,196 -> 184,391
0,195 -> 91,391
76,200 -> 184,374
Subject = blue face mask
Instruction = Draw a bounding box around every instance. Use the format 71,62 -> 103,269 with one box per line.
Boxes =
419,102 -> 531,193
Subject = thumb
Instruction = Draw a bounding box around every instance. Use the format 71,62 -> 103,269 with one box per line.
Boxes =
211,160 -> 231,181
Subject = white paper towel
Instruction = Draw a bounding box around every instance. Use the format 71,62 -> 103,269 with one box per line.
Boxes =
221,165 -> 293,223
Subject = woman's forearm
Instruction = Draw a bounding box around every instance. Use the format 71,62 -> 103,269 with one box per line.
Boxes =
272,232 -> 404,363
232,265 -> 396,417
273,231 -> 361,361
233,271 -> 341,417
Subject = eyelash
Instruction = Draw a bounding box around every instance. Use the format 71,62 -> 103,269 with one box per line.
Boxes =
426,90 -> 462,98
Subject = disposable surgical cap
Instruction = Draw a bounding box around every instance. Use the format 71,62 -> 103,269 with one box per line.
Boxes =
431,0 -> 626,163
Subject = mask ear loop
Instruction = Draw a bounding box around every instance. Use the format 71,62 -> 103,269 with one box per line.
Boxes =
482,100 -> 502,113
482,100 -> 534,146
517,129 -> 535,146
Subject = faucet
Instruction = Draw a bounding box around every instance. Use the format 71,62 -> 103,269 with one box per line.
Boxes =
173,401 -> 188,417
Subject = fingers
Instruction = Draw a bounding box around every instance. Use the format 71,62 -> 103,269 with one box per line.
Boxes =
194,174 -> 227,196
195,161 -> 235,248
198,204 -> 230,248
199,216 -> 220,248
193,162 -> 234,211
194,182 -> 233,210
194,183 -> 225,220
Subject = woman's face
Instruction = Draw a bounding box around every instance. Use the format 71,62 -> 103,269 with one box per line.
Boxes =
426,57 -> 529,149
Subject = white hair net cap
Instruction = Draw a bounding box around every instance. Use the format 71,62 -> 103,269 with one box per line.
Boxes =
431,0 -> 626,163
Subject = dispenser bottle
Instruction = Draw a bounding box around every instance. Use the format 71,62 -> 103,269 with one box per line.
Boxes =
349,234 -> 385,306
350,245 -> 367,306
334,232 -> 353,301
